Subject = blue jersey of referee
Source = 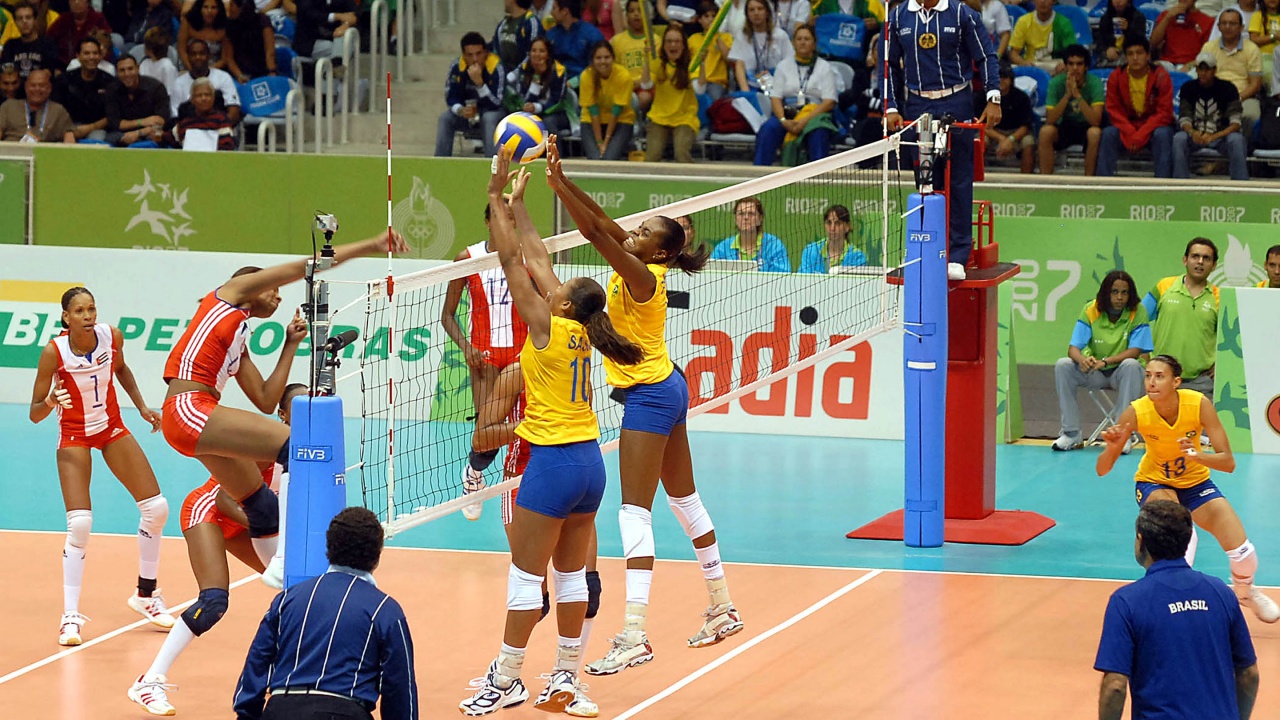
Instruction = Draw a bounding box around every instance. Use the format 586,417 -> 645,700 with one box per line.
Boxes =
234,566 -> 419,720
885,0 -> 999,266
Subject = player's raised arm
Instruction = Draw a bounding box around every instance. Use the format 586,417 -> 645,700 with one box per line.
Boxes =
507,164 -> 561,297
220,232 -> 409,306
489,150 -> 551,348
1096,406 -> 1137,477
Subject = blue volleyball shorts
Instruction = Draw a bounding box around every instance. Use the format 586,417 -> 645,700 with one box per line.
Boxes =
516,440 -> 606,519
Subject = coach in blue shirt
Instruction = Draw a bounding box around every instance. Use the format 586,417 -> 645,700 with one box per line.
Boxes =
884,0 -> 999,281
234,507 -> 418,720
1095,500 -> 1259,720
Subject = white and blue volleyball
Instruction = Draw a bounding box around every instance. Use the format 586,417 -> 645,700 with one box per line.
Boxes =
493,112 -> 547,163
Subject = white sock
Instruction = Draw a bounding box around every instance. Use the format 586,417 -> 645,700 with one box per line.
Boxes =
1228,540 -> 1258,597
694,543 -> 725,581
146,617 -> 196,678
63,546 -> 87,614
137,529 -> 161,585
556,635 -> 582,671
625,568 -> 652,606
577,618 -> 594,673
250,536 -> 278,567
1184,527 -> 1198,567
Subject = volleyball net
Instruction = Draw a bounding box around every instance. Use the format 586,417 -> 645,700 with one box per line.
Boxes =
357,137 -> 908,536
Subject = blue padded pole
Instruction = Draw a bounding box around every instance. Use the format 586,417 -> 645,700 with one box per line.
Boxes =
903,193 -> 948,548
285,395 -> 347,587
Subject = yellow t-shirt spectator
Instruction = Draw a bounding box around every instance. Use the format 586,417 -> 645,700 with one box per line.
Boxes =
688,31 -> 733,86
1009,12 -> 1056,63
1248,10 -> 1280,53
580,63 -> 637,124
0,8 -> 59,45
646,58 -> 700,130
611,30 -> 651,80
1129,72 -> 1148,115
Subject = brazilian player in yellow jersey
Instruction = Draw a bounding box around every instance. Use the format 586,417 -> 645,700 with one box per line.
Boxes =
459,150 -> 642,718
1096,355 -> 1279,624
544,135 -> 745,678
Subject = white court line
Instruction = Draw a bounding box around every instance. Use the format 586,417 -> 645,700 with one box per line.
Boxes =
0,573 -> 262,687
611,569 -> 885,720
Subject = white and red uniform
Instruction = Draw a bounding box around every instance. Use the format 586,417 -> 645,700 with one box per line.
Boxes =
180,463 -> 280,540
466,241 -> 528,369
161,290 -> 252,457
52,323 -> 131,451
500,390 -> 530,526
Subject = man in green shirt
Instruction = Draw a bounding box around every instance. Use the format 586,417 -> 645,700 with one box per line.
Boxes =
1038,44 -> 1105,175
1053,270 -> 1152,451
1141,237 -> 1220,399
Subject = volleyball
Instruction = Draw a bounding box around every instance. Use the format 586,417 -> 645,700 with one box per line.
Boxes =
493,112 -> 547,163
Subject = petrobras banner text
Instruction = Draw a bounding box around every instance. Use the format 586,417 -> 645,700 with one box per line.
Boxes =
0,247 -> 904,440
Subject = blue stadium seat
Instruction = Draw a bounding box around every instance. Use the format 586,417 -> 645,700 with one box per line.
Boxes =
1138,5 -> 1162,34
275,45 -> 298,79
273,14 -> 297,46
1055,5 -> 1094,46
1169,69 -> 1194,111
1006,5 -> 1028,26
1090,67 -> 1114,86
1012,65 -> 1052,107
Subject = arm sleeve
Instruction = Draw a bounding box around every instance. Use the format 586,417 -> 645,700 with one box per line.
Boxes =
377,608 -> 419,720
798,244 -> 820,274
1141,289 -> 1158,321
885,11 -> 902,112
1069,319 -> 1093,350
963,6 -> 999,94
1177,84 -> 1193,127
1128,324 -> 1154,353
155,86 -> 172,120
444,63 -> 463,108
994,4 -> 1011,35
765,237 -> 792,272
545,66 -> 566,110
1009,15 -> 1027,53
233,593 -> 284,720
1093,594 -> 1136,676
710,238 -> 733,260
105,90 -> 124,132
1104,73 -> 1136,136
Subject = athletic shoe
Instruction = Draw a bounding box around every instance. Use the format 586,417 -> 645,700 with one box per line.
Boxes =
583,630 -> 653,676
58,612 -> 88,646
688,603 -> 744,648
128,673 -> 177,716
459,661 -> 528,716
262,555 -> 286,590
1051,433 -> 1082,452
128,590 -> 175,629
947,263 -> 966,281
461,466 -> 485,522
533,669 -> 577,713
1122,434 -> 1137,455
1240,587 -> 1280,624
565,683 -> 599,718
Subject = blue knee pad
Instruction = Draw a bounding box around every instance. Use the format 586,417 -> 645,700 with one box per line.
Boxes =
586,570 -> 601,619
181,588 -> 229,637
241,484 -> 279,538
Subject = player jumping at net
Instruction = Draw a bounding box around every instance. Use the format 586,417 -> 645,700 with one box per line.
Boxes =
29,287 -> 174,646
459,151 -> 642,717
442,201 -> 530,521
127,382 -> 308,716
160,233 -> 406,591
544,136 -> 744,676
1097,354 -> 1280,624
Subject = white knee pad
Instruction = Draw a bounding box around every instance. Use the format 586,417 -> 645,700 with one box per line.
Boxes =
136,495 -> 169,538
553,567 -> 588,604
507,564 -> 544,611
618,504 -> 654,560
668,492 -> 714,540
66,510 -> 92,551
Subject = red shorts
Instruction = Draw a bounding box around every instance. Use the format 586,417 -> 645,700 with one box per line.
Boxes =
181,478 -> 246,540
482,345 -> 521,370
500,426 -> 530,527
59,417 -> 131,451
162,391 -> 218,458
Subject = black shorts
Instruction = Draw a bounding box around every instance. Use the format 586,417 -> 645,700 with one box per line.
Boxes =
1053,122 -> 1095,149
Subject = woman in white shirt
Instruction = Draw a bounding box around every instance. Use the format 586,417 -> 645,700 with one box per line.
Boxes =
971,0 -> 1011,58
728,0 -> 793,91
752,23 -> 838,165
773,0 -> 811,37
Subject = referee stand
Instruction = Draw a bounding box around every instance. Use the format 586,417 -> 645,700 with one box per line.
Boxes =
848,111 -> 1055,547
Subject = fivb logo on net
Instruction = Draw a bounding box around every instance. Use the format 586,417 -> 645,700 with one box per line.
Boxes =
124,169 -> 196,251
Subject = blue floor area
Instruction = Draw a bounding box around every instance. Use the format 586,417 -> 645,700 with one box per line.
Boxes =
6,404 -> 1280,586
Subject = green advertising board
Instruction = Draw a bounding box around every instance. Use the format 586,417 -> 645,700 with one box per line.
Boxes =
31,149 -> 553,258
0,159 -> 26,244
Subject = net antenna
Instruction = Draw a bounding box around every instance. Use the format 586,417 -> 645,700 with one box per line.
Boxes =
359,138 -> 908,536
383,70 -> 397,530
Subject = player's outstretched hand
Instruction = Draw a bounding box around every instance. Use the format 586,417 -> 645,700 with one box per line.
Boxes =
508,167 -> 532,203
545,135 -> 565,183
489,148 -> 514,197
285,309 -> 307,345
1099,422 -> 1132,448
139,406 -> 162,433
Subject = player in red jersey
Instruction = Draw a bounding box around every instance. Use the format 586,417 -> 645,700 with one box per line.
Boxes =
160,232 -> 406,588
442,204 -> 531,521
128,383 -> 309,716
29,287 -> 173,646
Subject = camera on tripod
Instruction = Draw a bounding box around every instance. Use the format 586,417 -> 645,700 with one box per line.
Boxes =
314,213 -> 339,236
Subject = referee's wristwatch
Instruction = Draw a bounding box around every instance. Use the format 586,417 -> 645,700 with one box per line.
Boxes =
986,90 -> 1001,105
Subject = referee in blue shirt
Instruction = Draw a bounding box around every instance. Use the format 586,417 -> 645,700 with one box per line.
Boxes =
234,507 -> 419,720
1095,501 -> 1259,720
884,0 -> 1000,281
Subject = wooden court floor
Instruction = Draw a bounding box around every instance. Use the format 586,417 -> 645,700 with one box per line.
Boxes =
2,532 -> 1277,719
